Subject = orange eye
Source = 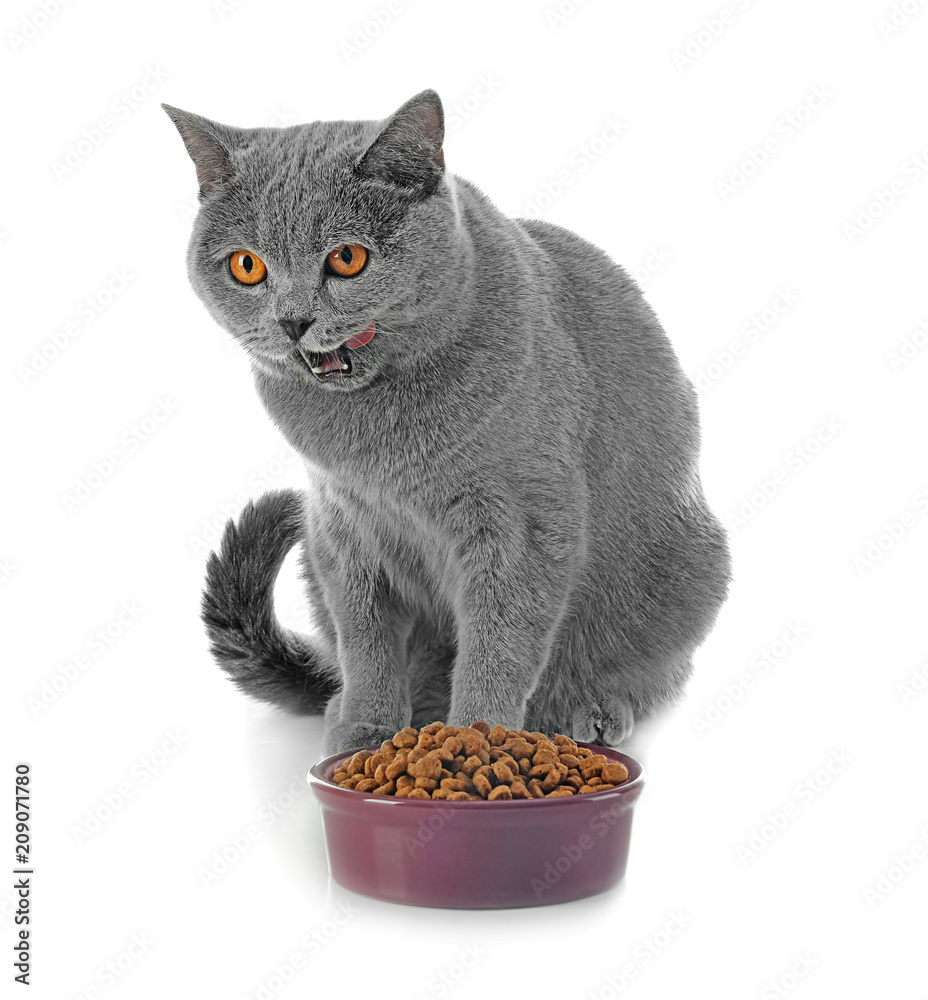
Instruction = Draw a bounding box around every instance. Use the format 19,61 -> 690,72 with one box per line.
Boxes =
229,250 -> 267,285
326,244 -> 368,277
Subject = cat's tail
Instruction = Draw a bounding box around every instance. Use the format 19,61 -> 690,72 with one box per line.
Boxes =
200,488 -> 338,713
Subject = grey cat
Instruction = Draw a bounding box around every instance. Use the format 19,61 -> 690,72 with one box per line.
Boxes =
163,89 -> 731,756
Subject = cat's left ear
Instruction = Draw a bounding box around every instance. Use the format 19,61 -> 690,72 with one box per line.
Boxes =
162,104 -> 242,197
355,89 -> 445,195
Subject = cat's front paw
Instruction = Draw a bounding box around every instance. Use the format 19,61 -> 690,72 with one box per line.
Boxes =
572,696 -> 635,747
322,720 -> 400,757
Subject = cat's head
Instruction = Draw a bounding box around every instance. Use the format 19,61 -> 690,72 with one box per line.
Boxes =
163,90 -> 465,392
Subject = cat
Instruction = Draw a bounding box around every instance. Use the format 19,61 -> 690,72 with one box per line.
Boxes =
163,89 -> 731,757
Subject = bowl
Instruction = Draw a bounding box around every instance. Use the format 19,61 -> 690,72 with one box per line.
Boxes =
307,741 -> 645,909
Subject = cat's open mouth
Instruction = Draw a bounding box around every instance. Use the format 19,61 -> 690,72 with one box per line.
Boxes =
297,321 -> 377,382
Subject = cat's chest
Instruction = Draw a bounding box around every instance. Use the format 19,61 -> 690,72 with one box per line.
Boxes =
306,466 -> 462,610
262,370 -> 462,477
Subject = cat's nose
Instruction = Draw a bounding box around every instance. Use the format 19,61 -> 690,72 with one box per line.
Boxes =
278,317 -> 316,342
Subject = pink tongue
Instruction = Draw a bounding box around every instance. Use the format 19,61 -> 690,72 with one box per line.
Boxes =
343,321 -> 377,349
317,351 -> 344,374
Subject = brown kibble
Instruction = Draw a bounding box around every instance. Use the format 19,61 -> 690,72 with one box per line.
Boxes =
509,740 -> 535,760
601,762 -> 629,784
488,725 -> 508,746
327,722 -> 633,802
346,750 -> 373,776
492,761 -> 515,785
532,746 -> 560,766
409,756 -> 441,781
392,727 -> 418,749
529,763 -> 557,779
461,755 -> 484,776
385,757 -> 408,781
540,768 -> 561,792
497,754 -> 520,775
472,773 -> 493,798
488,785 -> 513,801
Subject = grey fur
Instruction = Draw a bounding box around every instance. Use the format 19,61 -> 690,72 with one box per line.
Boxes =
163,90 -> 731,756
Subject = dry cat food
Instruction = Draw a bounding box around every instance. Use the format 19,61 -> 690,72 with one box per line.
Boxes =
330,721 -> 630,800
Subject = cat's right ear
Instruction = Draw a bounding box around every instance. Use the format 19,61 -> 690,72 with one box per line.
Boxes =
161,104 -> 240,197
355,89 -> 445,195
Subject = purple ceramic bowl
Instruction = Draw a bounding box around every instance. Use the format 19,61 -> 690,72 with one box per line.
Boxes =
307,742 -> 645,909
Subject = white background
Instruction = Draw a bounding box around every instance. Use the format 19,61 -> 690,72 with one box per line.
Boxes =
4,0 -> 927,997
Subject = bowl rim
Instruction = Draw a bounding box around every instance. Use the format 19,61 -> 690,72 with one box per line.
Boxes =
307,740 -> 645,809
